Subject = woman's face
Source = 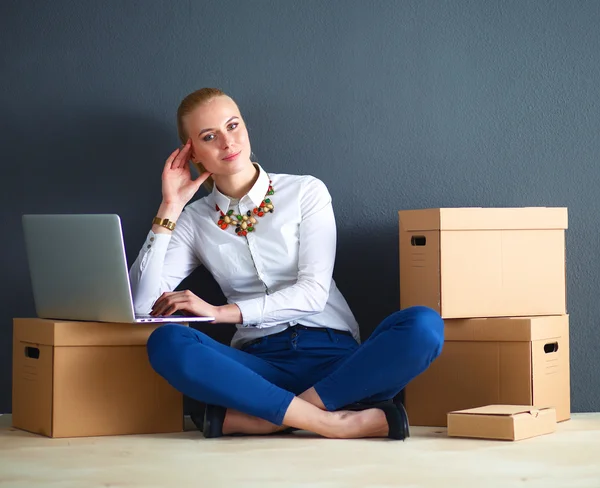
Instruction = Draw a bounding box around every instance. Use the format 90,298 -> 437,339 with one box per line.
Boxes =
184,96 -> 252,177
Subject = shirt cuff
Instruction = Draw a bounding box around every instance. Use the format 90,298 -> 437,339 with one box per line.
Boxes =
143,230 -> 171,253
235,297 -> 265,326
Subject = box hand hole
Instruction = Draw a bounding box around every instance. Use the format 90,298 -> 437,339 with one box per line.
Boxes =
24,346 -> 40,359
411,236 -> 427,246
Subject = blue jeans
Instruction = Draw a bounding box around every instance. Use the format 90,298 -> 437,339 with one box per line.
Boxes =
147,306 -> 444,426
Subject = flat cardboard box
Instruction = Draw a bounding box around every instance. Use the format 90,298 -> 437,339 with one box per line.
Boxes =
399,207 -> 568,318
13,318 -> 183,438
405,315 -> 570,426
447,405 -> 557,441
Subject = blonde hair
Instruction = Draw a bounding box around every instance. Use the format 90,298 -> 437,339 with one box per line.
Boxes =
176,87 -> 229,192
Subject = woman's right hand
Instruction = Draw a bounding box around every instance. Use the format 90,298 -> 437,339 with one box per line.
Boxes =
161,139 -> 212,207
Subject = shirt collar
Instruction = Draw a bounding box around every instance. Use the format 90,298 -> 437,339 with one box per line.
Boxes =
211,163 -> 270,212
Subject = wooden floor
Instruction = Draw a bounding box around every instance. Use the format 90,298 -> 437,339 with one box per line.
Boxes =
1,414 -> 599,487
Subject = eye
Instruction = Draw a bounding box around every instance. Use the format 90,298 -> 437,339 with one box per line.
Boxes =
228,122 -> 238,131
203,133 -> 215,142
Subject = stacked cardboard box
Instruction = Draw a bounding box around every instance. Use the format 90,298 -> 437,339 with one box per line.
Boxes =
398,207 -> 570,427
12,318 -> 183,438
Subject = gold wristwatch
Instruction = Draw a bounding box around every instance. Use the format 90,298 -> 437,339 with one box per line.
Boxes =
152,217 -> 176,231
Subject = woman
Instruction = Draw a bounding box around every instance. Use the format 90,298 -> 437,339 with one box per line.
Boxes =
129,88 -> 444,440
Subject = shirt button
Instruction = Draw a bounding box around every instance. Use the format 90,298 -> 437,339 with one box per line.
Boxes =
150,237 -> 155,242
147,244 -> 151,249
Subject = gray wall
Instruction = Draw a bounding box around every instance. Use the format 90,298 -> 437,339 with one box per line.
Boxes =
2,0 -> 599,414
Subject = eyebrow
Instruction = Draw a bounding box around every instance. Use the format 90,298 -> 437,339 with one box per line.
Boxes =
198,116 -> 239,136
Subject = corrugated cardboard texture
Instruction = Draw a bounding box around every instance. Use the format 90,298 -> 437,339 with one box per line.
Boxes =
405,315 -> 570,427
12,318 -> 183,438
399,208 -> 567,318
12,340 -> 53,437
399,230 -> 441,312
532,321 -> 571,420
52,346 -> 182,437
447,405 -> 557,441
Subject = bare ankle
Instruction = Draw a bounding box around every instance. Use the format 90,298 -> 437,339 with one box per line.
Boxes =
222,409 -> 282,435
322,410 -> 388,439
298,387 -> 326,410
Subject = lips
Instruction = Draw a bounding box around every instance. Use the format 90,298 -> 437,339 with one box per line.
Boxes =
222,151 -> 241,161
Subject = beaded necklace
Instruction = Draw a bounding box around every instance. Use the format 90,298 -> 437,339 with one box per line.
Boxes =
216,181 -> 275,237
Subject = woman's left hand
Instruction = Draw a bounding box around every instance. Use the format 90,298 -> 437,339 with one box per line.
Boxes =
151,290 -> 217,320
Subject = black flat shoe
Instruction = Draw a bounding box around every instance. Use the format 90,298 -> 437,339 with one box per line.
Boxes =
191,404 -> 296,438
190,404 -> 206,432
341,399 -> 410,440
202,404 -> 227,438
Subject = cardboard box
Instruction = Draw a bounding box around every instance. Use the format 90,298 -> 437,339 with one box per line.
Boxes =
447,405 -> 557,441
13,318 -> 183,438
399,207 -> 568,318
405,315 -> 570,426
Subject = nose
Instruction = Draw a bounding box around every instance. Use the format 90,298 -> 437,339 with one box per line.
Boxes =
221,132 -> 233,149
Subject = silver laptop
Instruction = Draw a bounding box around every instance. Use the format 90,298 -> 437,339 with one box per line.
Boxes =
22,214 -> 215,324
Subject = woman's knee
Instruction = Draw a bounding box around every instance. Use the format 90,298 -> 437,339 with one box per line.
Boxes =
146,323 -> 191,372
410,306 -> 444,355
395,306 -> 444,357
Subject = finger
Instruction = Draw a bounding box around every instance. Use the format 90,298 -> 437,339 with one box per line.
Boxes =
163,149 -> 181,173
152,301 -> 172,316
193,171 -> 213,189
163,303 -> 179,316
152,294 -> 188,316
151,291 -> 171,309
151,292 -> 177,315
159,297 -> 189,317
172,140 -> 192,170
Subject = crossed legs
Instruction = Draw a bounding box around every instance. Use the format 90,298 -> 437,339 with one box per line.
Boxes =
147,306 -> 443,438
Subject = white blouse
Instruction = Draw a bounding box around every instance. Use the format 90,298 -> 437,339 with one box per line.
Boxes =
129,164 -> 360,349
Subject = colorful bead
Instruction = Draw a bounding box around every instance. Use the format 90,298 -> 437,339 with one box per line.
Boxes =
215,184 -> 275,236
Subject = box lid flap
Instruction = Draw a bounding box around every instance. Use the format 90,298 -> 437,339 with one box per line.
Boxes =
450,405 -> 552,417
14,318 -> 171,346
444,315 -> 568,342
399,207 -> 568,231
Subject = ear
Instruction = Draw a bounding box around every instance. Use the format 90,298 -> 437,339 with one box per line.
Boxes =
187,138 -> 196,161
